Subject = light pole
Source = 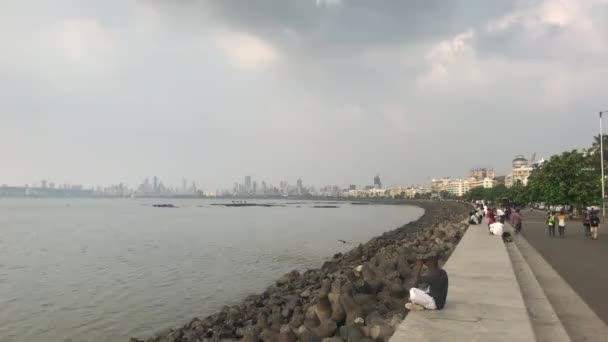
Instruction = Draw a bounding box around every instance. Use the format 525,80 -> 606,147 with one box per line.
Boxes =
600,111 -> 608,221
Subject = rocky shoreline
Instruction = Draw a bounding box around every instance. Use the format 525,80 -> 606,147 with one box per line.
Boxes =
131,201 -> 470,342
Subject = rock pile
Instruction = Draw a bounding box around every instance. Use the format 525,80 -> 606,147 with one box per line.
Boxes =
131,201 -> 470,342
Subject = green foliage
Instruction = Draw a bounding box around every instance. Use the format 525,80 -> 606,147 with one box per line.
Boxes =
439,190 -> 458,200
414,192 -> 431,199
527,150 -> 600,207
509,181 -> 528,206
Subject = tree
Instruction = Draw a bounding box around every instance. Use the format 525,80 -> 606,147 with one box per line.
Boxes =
509,181 -> 528,206
526,150 -> 600,208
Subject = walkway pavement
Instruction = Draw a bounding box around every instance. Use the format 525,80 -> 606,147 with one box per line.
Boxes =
519,210 -> 608,324
390,221 -> 536,342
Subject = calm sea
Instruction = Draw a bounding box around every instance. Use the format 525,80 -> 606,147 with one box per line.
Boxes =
0,198 -> 422,342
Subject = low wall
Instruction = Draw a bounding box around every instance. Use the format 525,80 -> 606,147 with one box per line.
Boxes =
390,221 -> 536,342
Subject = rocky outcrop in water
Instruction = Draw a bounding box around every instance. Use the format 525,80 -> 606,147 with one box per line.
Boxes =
131,201 -> 470,342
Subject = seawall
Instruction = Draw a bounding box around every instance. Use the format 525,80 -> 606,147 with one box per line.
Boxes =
130,201 -> 471,342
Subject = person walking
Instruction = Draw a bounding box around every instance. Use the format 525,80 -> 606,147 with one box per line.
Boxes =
511,208 -> 522,234
547,211 -> 556,237
583,209 -> 591,239
557,210 -> 567,238
590,211 -> 600,240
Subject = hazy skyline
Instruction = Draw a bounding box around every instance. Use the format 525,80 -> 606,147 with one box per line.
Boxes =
2,0 -> 607,189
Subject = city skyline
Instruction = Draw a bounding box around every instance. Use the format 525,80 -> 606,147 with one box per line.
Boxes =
0,156 -> 518,197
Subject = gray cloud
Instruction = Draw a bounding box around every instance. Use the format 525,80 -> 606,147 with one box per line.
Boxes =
1,0 -> 607,190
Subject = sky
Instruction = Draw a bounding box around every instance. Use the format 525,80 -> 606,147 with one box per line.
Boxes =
1,0 -> 607,190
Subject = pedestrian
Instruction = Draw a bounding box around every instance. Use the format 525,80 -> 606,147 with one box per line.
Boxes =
511,208 -> 522,234
547,211 -> 556,237
496,207 -> 505,220
590,211 -> 600,240
583,208 -> 591,239
557,210 -> 567,238
487,208 -> 495,232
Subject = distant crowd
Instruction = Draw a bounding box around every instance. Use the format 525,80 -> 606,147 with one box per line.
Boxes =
468,201 -> 600,240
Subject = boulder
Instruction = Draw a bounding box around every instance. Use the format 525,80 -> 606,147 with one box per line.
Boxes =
315,296 -> 333,321
241,326 -> 260,342
339,324 -> 364,342
370,325 -> 394,342
323,337 -> 345,342
311,319 -> 338,338
277,270 -> 300,286
300,331 -> 323,342
278,325 -> 297,342
365,311 -> 385,327
257,312 -> 269,329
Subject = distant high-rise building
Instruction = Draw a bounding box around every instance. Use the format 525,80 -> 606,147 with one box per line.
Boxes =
374,174 -> 382,189
245,176 -> 252,191
182,178 -> 188,192
153,176 -> 158,193
296,178 -> 303,191
253,181 -> 258,194
41,180 -> 47,189
349,184 -> 356,190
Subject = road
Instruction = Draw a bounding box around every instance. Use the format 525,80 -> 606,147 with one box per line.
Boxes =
519,209 -> 608,324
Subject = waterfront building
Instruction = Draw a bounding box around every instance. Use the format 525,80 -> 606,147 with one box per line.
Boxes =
468,177 -> 496,189
470,168 -> 495,180
512,155 -> 528,168
386,186 -> 407,198
446,179 -> 470,197
506,155 -> 534,188
431,177 -> 451,193
406,186 -> 430,198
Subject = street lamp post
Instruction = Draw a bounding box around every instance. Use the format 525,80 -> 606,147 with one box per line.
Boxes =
600,111 -> 608,221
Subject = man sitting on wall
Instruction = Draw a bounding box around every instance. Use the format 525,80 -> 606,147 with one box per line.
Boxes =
469,211 -> 480,225
405,254 -> 449,311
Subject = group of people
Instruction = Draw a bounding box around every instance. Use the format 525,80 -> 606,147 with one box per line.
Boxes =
404,203 -> 602,314
469,202 -> 523,237
547,208 -> 600,240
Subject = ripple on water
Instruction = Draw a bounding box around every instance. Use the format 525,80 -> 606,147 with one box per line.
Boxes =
0,199 -> 423,342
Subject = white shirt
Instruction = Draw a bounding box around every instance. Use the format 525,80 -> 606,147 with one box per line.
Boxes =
489,222 -> 504,236
496,209 -> 505,216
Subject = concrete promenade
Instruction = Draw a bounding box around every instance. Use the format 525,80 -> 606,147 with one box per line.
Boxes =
520,210 -> 608,324
390,221 -> 536,342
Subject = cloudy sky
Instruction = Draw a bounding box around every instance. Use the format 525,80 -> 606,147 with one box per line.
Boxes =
1,0 -> 607,189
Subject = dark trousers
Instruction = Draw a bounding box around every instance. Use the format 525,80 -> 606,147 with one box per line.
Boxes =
584,225 -> 591,238
515,223 -> 522,234
558,225 -> 565,237
548,225 -> 556,237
